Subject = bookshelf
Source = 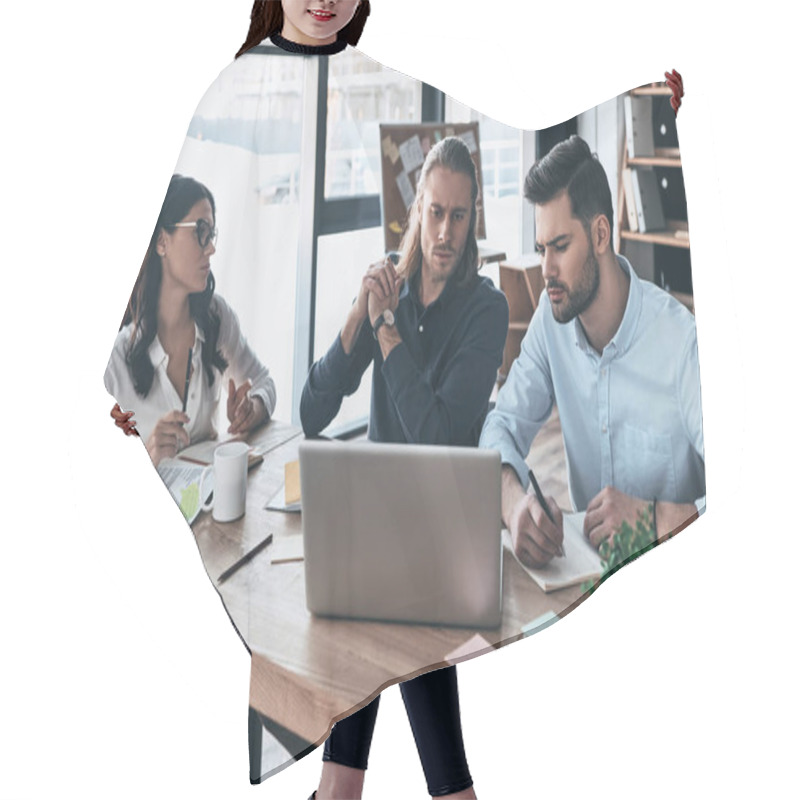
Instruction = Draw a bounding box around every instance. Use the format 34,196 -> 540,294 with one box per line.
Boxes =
618,82 -> 694,312
497,254 -> 544,385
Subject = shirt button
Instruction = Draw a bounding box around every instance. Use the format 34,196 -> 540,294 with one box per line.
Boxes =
602,424 -> 608,433
601,368 -> 606,376
419,325 -> 424,333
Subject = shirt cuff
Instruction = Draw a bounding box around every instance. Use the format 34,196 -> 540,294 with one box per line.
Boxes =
317,331 -> 364,390
249,387 -> 274,418
479,419 -> 530,491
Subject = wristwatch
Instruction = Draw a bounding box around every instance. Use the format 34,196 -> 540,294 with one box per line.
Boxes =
372,309 -> 395,339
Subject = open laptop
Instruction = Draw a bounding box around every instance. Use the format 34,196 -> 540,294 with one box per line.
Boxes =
299,440 -> 502,629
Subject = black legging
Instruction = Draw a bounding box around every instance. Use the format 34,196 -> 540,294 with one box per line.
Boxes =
323,665 -> 472,797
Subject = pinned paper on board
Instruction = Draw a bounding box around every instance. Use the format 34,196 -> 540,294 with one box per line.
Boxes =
396,171 -> 415,209
399,135 -> 425,174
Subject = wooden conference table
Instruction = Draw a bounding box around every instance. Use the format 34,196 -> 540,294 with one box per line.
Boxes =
191,419 -> 584,778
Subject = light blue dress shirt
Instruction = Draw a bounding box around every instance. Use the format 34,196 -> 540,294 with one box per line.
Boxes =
480,255 -> 705,514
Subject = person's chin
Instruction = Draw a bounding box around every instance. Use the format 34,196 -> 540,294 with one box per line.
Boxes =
434,253 -> 456,273
550,299 -> 575,324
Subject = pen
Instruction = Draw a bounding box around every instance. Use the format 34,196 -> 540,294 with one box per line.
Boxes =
217,533 -> 274,584
182,346 -> 193,414
527,468 -> 565,558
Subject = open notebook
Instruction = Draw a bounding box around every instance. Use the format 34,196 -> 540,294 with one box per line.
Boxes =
503,512 -> 603,592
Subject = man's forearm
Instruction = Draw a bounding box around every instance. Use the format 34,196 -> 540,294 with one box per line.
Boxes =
341,304 -> 367,355
376,323 -> 402,360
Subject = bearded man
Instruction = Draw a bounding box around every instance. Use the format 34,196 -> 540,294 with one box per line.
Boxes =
480,134 -> 705,568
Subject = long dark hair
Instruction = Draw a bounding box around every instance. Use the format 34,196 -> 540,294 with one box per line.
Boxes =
236,0 -> 371,58
121,175 -> 228,398
396,137 -> 481,288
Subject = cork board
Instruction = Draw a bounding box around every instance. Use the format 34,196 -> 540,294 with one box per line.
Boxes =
378,122 -> 486,253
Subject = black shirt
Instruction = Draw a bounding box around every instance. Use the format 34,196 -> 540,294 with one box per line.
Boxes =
301,271 -> 509,446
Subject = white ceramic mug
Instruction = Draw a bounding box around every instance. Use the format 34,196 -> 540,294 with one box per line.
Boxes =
200,441 -> 249,522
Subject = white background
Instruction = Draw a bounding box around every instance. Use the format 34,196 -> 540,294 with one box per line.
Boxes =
1,1 -> 797,798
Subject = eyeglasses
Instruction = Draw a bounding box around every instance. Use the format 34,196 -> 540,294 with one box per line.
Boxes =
167,218 -> 218,249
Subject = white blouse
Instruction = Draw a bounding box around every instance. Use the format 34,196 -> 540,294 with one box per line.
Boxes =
104,294 -> 276,445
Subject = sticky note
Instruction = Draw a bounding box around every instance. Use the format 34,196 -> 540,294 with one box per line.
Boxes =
284,460 -> 301,506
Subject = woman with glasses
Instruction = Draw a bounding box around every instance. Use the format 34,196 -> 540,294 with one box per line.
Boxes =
105,174 -> 276,466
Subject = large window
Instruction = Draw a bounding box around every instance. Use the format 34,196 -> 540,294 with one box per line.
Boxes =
311,51 -> 423,433
179,52 -> 307,423
325,49 -> 422,199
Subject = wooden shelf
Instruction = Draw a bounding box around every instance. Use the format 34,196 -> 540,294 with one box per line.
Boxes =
620,88 -> 693,307
628,156 -> 682,168
621,228 -> 690,249
631,84 -> 671,96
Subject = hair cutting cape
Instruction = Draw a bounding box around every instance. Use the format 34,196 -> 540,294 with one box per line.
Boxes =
104,35 -> 705,782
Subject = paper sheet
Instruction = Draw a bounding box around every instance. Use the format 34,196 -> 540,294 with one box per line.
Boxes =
265,483 -> 300,513
157,460 -> 212,524
399,134 -> 425,173
396,171 -> 415,209
270,535 -> 304,565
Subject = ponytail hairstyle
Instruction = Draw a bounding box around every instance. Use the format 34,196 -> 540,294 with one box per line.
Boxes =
236,0 -> 371,59
121,175 -> 228,398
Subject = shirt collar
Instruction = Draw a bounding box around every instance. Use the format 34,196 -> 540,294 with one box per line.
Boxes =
148,323 -> 204,368
402,266 -> 463,315
269,33 -> 348,56
572,254 -> 642,359
607,254 -> 642,357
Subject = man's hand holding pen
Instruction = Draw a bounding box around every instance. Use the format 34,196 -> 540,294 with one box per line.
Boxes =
508,489 -> 564,569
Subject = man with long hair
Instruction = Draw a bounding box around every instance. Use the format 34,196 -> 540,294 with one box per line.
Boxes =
481,134 -> 705,568
301,136 -> 509,799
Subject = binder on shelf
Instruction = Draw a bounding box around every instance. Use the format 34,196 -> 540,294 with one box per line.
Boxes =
621,168 -> 639,232
624,95 -> 655,158
631,168 -> 666,233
